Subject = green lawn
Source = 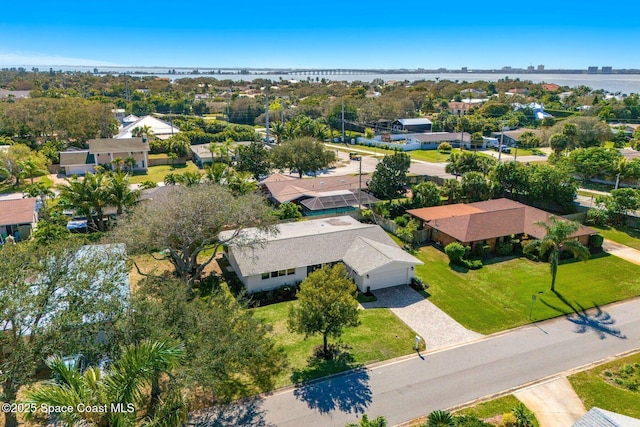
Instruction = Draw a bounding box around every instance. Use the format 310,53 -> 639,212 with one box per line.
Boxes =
455,394 -> 539,426
569,351 -> 640,419
254,301 -> 417,389
128,161 -> 200,184
591,225 -> 640,251
414,246 -> 640,334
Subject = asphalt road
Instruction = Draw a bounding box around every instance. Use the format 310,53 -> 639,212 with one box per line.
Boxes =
207,298 -> 640,427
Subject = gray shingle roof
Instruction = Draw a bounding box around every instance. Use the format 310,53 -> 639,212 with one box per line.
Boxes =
88,137 -> 148,154
573,407 -> 640,427
222,216 -> 420,277
343,236 -> 423,275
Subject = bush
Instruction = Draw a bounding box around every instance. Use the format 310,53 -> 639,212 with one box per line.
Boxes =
445,242 -> 466,264
462,259 -> 483,270
395,215 -> 409,227
589,234 -> 604,249
496,241 -> 513,256
438,142 -> 452,153
410,276 -> 428,292
454,415 -> 493,427
499,412 -> 517,427
585,208 -> 609,226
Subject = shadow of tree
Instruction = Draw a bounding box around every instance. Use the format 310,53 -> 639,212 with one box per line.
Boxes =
188,397 -> 275,427
540,292 -> 627,340
291,351 -> 372,414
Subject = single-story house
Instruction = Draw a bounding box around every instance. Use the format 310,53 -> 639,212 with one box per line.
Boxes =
0,198 -> 38,243
260,173 -> 378,215
59,137 -> 149,175
220,215 -> 422,293
448,101 -> 474,116
490,129 -> 542,148
405,132 -> 472,150
572,407 -> 640,427
392,118 -> 433,133
191,144 -> 216,167
408,198 -> 595,251
114,115 -> 180,140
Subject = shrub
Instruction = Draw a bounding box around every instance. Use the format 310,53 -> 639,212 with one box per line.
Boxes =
454,415 -> 493,427
499,412 -> 517,427
438,142 -> 452,153
462,259 -> 483,270
410,276 -> 428,293
395,215 -> 409,227
445,242 -> 466,264
585,208 -> 608,226
589,234 -> 604,249
496,241 -> 513,256
360,208 -> 373,222
425,410 -> 455,427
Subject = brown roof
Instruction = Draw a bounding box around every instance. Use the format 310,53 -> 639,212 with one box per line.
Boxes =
0,198 -> 36,226
88,138 -> 148,154
408,199 -> 594,243
263,174 -> 370,204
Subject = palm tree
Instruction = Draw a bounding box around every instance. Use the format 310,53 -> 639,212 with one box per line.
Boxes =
111,157 -> 124,172
23,181 -> 55,218
57,173 -> 111,232
227,170 -> 258,195
164,173 -> 177,186
22,341 -> 186,427
426,410 -> 455,427
106,172 -> 141,214
523,216 -> 590,292
204,162 -> 227,184
175,170 -> 202,187
271,121 -> 286,143
18,158 -> 47,185
125,156 -> 137,173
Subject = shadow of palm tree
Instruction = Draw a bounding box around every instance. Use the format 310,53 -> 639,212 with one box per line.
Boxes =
540,292 -> 627,340
291,351 -> 372,414
189,397 -> 275,427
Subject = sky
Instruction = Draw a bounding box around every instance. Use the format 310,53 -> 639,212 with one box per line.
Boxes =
1,0 -> 639,70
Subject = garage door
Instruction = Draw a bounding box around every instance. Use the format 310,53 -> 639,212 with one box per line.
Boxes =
368,267 -> 409,290
67,164 -> 95,175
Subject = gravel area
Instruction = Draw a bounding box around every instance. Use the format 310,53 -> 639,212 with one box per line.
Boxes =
361,285 -> 482,351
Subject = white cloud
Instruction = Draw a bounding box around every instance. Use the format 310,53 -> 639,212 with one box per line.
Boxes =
0,51 -> 119,67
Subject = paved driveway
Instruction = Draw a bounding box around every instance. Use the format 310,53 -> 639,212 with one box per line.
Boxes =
361,285 -> 482,351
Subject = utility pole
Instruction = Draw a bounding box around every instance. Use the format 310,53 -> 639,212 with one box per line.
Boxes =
226,84 -> 231,122
265,83 -> 270,143
341,100 -> 345,143
358,156 -> 363,210
498,124 -> 505,162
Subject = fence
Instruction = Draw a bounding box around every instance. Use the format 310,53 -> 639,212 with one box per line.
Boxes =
148,156 -> 188,166
372,213 -> 431,245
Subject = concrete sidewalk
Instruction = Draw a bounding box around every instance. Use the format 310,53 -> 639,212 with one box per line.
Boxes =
514,377 -> 586,427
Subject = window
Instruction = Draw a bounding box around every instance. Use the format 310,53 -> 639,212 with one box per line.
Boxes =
287,268 -> 295,275
271,271 -> 278,278
278,270 -> 286,277
261,273 -> 270,280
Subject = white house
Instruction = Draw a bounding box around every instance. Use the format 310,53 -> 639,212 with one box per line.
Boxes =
59,137 -> 150,175
220,216 -> 422,293
115,116 -> 180,140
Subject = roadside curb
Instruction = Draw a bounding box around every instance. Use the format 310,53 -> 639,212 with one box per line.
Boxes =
393,347 -> 640,427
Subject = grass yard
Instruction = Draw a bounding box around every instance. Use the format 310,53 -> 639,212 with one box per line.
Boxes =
128,161 -> 200,184
454,394 -> 539,427
591,225 -> 640,251
254,301 -> 417,389
569,351 -> 640,419
414,246 -> 640,334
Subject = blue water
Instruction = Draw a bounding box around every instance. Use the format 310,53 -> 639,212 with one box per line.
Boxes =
39,66 -> 640,94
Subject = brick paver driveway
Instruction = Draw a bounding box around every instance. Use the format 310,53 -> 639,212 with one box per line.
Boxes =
361,285 -> 482,351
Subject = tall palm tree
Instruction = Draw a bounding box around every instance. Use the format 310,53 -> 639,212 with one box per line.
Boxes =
23,181 -> 55,218
175,170 -> 202,187
271,121 -> 286,143
523,216 -> 590,292
18,158 -> 46,185
22,341 -> 186,427
106,172 -> 141,215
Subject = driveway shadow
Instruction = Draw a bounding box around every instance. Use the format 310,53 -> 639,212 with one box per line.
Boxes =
291,352 -> 371,414
540,292 -> 627,340
188,397 -> 275,427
